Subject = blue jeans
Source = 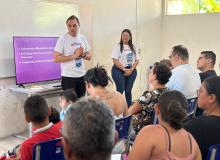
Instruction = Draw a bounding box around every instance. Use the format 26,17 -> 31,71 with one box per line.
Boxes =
111,65 -> 137,107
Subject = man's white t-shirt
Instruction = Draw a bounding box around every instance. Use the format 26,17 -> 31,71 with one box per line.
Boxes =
166,64 -> 201,99
112,44 -> 139,67
54,33 -> 91,77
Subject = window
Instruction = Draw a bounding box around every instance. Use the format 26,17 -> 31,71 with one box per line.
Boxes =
166,0 -> 220,15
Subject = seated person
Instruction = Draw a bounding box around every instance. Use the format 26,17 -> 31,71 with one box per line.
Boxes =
196,51 -> 217,116
197,51 -> 217,82
84,65 -> 128,118
0,106 -> 62,160
128,62 -> 171,133
59,89 -> 78,121
12,95 -> 61,160
128,90 -> 201,160
49,106 -> 62,130
62,97 -> 115,160
184,76 -> 220,160
49,106 -> 60,124
167,45 -> 201,99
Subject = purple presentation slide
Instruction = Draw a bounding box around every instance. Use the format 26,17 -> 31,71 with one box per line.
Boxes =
13,37 -> 61,84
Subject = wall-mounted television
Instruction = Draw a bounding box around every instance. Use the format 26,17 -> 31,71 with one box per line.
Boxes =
13,36 -> 61,85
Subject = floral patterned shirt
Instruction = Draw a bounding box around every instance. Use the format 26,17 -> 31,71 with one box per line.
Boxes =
132,88 -> 169,133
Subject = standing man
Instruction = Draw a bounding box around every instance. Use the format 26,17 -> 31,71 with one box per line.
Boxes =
54,15 -> 92,98
197,51 -> 217,82
166,45 -> 201,99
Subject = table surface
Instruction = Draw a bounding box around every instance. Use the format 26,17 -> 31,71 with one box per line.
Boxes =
10,82 -> 62,95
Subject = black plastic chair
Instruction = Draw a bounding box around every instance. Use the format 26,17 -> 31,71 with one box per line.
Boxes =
115,115 -> 132,154
187,97 -> 198,118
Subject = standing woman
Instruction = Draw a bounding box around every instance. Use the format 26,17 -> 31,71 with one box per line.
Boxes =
111,29 -> 139,107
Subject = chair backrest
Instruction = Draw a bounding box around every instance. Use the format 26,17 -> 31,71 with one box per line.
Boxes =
115,115 -> 132,154
187,97 -> 198,118
206,144 -> 220,160
115,115 -> 132,140
32,138 -> 64,160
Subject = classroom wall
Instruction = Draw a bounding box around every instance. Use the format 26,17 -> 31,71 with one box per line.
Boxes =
1,0 -> 220,138
161,13 -> 220,73
2,0 -> 220,138
135,0 -> 162,95
0,0 -> 162,137
91,0 -> 162,98
0,0 -> 92,138
0,78 -> 60,137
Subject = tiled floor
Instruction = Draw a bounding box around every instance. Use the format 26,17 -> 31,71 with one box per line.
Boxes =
0,131 -> 28,155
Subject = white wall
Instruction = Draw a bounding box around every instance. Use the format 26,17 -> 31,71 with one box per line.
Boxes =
161,13 -> 220,73
0,78 -> 60,137
0,0 -> 162,137
0,0 -> 80,78
136,0 -> 162,96
91,0 -> 162,98
0,0 -> 81,137
3,0 -> 220,138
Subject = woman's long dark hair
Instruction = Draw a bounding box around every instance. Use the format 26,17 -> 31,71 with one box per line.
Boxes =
158,90 -> 188,130
119,29 -> 136,54
84,65 -> 112,87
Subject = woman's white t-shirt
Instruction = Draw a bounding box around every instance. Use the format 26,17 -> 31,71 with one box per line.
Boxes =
54,33 -> 91,77
112,44 -> 139,67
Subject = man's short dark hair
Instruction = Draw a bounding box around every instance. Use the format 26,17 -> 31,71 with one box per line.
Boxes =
66,15 -> 80,26
172,45 -> 189,60
201,51 -> 216,65
24,95 -> 49,123
62,97 -> 115,160
60,89 -> 78,103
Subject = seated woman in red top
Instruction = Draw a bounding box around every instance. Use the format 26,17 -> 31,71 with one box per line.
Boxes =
128,90 -> 201,160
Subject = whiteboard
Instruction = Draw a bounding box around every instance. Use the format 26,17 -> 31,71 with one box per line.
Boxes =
0,0 -> 79,78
